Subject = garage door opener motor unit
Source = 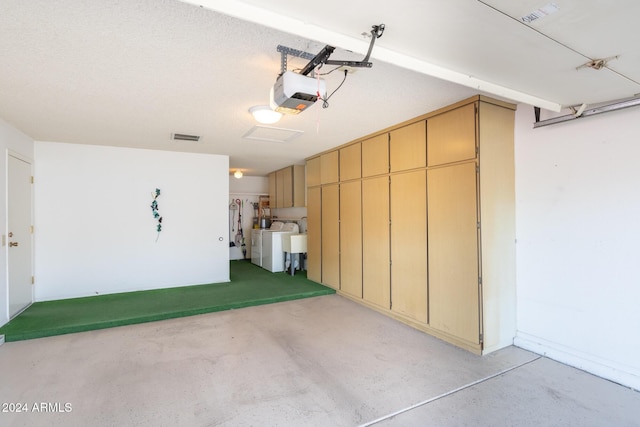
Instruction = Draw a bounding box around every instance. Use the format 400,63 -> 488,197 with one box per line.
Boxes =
270,24 -> 385,114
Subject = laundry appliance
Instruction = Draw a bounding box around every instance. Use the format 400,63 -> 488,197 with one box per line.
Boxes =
261,221 -> 300,272
250,228 -> 264,267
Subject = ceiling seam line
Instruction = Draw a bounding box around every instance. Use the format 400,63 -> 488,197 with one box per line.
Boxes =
476,0 -> 590,60
476,1 -> 640,93
603,67 -> 640,87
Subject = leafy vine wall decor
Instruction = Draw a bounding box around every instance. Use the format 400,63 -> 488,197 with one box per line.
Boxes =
150,188 -> 162,241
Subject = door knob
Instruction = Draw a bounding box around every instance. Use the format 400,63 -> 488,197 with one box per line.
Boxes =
9,242 -> 18,247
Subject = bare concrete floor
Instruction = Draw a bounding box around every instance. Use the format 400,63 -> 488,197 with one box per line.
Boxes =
1,295 -> 638,426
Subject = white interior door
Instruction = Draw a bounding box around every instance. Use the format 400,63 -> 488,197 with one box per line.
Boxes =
8,154 -> 33,317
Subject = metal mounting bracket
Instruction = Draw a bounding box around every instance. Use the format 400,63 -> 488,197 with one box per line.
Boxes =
299,24 -> 385,76
533,95 -> 640,128
276,45 -> 316,75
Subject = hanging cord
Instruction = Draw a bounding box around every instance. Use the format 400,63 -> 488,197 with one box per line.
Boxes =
317,65 -> 343,76
320,69 -> 348,109
315,68 -> 324,133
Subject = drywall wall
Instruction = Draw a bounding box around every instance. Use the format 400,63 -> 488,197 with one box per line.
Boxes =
514,105 -> 640,390
229,175 -> 268,194
0,119 -> 34,327
34,142 -> 229,301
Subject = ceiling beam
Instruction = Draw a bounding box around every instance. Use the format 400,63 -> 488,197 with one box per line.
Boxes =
184,0 -> 562,112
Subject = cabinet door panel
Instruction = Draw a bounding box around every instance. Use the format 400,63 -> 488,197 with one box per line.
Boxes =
306,157 -> 321,187
390,121 -> 426,172
268,172 -> 277,208
282,166 -> 293,208
321,184 -> 340,289
427,162 -> 480,344
340,143 -> 361,181
293,165 -> 306,207
306,187 -> 322,283
390,170 -> 428,323
428,103 -> 476,166
362,176 -> 390,309
321,151 -> 339,184
362,134 -> 388,177
340,181 -> 362,298
276,169 -> 285,208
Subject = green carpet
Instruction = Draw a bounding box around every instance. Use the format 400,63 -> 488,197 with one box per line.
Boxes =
0,260 -> 334,342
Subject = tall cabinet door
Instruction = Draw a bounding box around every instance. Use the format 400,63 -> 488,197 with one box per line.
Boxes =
306,186 -> 322,283
340,181 -> 362,298
321,184 -> 340,289
390,170 -> 428,323
427,162 -> 480,345
362,176 -> 390,309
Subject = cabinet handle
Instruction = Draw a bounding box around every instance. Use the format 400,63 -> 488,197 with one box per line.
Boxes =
9,242 -> 19,247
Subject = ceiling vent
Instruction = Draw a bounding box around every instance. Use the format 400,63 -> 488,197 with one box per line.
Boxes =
172,133 -> 200,141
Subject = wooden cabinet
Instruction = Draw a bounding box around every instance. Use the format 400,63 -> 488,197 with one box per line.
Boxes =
428,162 -> 480,345
321,184 -> 340,290
268,165 -> 306,208
428,103 -> 476,166
362,176 -> 390,309
276,169 -> 286,208
320,151 -> 339,184
306,186 -> 322,282
305,96 -> 516,355
292,165 -> 305,207
339,143 -> 361,181
475,101 -> 516,353
307,156 -> 321,187
340,181 -> 362,298
362,134 -> 389,177
268,171 -> 277,207
390,170 -> 428,324
282,167 -> 293,207
390,120 -> 426,172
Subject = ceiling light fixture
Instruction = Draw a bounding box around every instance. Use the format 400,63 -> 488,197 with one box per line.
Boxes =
249,105 -> 282,124
234,169 -> 243,179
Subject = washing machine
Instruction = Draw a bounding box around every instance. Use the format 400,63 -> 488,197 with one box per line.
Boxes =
262,222 -> 300,272
250,228 -> 264,267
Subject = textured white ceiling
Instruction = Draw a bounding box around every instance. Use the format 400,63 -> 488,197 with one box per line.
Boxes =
1,0 -> 638,176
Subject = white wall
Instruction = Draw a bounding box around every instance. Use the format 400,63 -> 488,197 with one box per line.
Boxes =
0,119 -> 34,327
34,142 -> 230,301
229,175 -> 268,194
514,105 -> 640,390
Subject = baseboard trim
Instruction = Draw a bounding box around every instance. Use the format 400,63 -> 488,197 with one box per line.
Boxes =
514,332 -> 640,391
337,290 -> 483,355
